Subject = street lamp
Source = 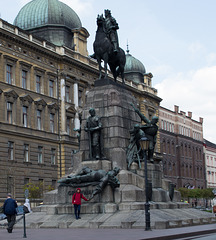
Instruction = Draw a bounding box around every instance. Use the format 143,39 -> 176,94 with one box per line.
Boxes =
139,136 -> 151,231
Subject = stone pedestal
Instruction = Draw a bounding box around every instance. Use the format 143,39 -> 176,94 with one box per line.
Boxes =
80,79 -> 139,170
47,79 -> 181,215
57,184 -> 114,204
81,159 -> 112,172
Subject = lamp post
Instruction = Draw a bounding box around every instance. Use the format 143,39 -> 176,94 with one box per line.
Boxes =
139,136 -> 151,231
23,189 -> 29,238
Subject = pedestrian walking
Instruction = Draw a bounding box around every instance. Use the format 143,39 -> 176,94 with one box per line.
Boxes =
3,193 -> 18,233
212,193 -> 216,216
72,188 -> 89,219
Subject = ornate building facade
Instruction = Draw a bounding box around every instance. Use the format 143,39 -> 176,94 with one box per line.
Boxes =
159,105 -> 205,189
0,0 -> 161,203
204,139 -> 216,188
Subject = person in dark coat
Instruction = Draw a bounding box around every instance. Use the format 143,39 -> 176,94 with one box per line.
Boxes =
72,188 -> 89,220
3,193 -> 18,233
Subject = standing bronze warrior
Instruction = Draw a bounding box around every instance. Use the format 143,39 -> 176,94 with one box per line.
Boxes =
131,103 -> 159,163
85,108 -> 103,159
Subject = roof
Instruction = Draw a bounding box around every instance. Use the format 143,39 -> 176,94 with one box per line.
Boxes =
204,139 -> 216,148
13,0 -> 82,31
124,52 -> 146,75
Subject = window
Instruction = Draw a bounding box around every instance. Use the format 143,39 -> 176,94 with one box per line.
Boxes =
164,121 -> 166,131
7,176 -> 14,196
50,113 -> 54,132
6,64 -> 12,84
37,110 -> 41,130
172,123 -> 174,133
24,178 -> 29,185
161,120 -> 163,129
22,70 -> 27,89
8,141 -> 14,160
167,122 -> 169,131
23,106 -> 28,127
24,144 -> 29,162
38,146 -> 43,163
162,140 -> 166,153
36,75 -> 41,93
49,80 -> 54,97
66,118 -> 70,135
65,86 -> 70,102
7,102 -> 13,123
51,148 -> 56,165
172,142 -> 175,155
167,141 -> 170,154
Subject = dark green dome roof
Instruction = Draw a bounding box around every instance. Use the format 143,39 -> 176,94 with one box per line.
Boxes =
124,52 -> 146,75
14,0 -> 82,30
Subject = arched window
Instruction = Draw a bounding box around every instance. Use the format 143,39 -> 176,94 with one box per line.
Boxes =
188,145 -> 191,158
197,167 -> 199,179
185,144 -> 187,157
163,160 -> 167,175
181,144 -> 184,156
168,162 -> 172,173
167,141 -> 170,154
190,165 -> 192,176
181,163 -> 185,176
162,140 -> 166,153
172,142 -> 175,155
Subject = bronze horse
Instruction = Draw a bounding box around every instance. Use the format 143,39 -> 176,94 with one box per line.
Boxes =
92,14 -> 126,83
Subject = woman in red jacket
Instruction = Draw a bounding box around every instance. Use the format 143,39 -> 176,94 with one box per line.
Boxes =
72,188 -> 89,219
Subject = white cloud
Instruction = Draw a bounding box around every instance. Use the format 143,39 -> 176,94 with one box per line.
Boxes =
60,0 -> 94,16
188,41 -> 205,54
155,66 -> 216,143
206,52 -> 216,65
18,0 -> 94,16
151,64 -> 173,77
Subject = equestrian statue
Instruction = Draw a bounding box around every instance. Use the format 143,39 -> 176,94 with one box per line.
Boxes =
91,10 -> 126,83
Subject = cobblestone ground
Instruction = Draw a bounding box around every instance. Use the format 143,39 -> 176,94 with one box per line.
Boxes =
1,224 -> 216,240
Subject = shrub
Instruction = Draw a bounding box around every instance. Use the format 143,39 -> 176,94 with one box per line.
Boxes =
23,182 -> 43,199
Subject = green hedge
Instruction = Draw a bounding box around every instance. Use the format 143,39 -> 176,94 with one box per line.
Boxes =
178,188 -> 214,199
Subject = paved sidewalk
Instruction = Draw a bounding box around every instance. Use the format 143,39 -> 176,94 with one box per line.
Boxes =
1,224 -> 216,240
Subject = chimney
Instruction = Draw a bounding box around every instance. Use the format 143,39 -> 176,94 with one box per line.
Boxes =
199,117 -> 203,124
188,111 -> 192,118
174,105 -> 179,113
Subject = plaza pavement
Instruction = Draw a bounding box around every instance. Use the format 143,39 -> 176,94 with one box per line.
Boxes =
1,224 -> 216,240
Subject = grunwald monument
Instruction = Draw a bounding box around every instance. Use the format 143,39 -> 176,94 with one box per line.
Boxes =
28,10 -> 214,229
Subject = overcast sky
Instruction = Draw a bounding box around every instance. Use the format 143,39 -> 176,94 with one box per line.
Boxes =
1,0 -> 216,143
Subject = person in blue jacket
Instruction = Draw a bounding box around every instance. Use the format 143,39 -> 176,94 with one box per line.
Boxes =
3,193 -> 18,233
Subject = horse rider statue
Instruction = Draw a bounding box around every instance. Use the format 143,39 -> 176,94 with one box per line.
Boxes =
90,10 -> 126,82
90,9 -> 120,59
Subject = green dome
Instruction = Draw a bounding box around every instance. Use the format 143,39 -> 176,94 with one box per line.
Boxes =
14,0 -> 82,30
124,52 -> 146,75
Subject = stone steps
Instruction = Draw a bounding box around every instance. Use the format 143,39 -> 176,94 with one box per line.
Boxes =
9,207 -> 216,230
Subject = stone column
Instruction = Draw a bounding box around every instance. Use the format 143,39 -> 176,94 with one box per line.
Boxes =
60,77 -> 66,133
73,82 -> 80,129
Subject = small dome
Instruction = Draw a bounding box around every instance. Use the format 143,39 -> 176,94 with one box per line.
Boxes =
14,0 -> 82,31
124,51 -> 146,75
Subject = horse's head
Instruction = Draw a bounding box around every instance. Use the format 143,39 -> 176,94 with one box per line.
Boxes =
97,14 -> 104,26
